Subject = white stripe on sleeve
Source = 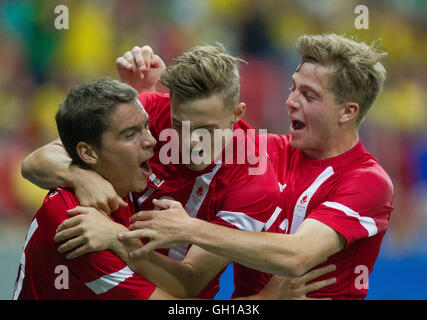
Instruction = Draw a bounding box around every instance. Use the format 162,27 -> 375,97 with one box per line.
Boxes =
85,266 -> 134,295
322,201 -> 378,237
216,210 -> 265,232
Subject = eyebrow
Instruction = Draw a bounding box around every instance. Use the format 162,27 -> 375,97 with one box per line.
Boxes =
119,125 -> 141,135
119,115 -> 149,135
291,77 -> 321,98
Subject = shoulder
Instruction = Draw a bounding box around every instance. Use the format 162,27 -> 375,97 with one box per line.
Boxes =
137,92 -> 170,114
38,188 -> 79,226
342,160 -> 394,198
220,160 -> 281,202
327,162 -> 395,216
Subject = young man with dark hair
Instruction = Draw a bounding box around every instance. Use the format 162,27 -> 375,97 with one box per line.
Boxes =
13,78 -> 176,299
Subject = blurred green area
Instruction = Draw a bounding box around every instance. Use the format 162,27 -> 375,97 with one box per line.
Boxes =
0,0 -> 426,299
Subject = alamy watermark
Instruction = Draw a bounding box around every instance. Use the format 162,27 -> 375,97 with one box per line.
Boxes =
354,5 -> 369,30
54,5 -> 69,30
157,122 -> 268,175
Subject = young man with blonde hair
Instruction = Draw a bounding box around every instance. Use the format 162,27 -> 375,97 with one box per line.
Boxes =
120,34 -> 395,299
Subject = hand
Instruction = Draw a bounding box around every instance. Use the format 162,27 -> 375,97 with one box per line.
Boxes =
118,198 -> 192,257
257,264 -> 336,300
116,45 -> 166,92
54,206 -> 128,259
69,165 -> 127,215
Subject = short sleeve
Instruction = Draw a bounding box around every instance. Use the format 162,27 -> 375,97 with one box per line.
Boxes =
211,165 -> 281,232
44,190 -> 157,300
307,169 -> 394,246
68,251 -> 156,300
137,92 -> 171,140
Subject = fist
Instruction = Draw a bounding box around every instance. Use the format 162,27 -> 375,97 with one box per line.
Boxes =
116,45 -> 166,92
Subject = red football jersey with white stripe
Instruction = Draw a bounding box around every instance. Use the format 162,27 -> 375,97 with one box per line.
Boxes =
266,134 -> 394,299
136,92 -> 281,298
13,188 -> 156,300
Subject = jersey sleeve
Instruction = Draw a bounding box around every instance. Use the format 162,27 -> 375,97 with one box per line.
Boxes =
212,165 -> 281,232
307,169 -> 394,246
137,91 -> 171,140
44,191 -> 157,300
69,251 -> 156,300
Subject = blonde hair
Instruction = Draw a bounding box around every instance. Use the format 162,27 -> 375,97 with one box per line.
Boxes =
296,33 -> 387,125
160,44 -> 245,109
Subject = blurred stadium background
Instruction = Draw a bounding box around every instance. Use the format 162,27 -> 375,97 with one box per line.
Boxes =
0,0 -> 426,300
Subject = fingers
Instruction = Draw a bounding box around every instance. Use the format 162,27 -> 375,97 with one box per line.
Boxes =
56,216 -> 82,233
106,194 -> 128,213
57,236 -> 86,253
151,54 -> 166,70
118,229 -> 159,241
118,46 -> 156,72
116,56 -> 133,70
108,197 -> 120,214
118,198 -> 129,208
96,200 -> 112,216
303,277 -> 336,295
128,240 -> 161,258
152,198 -> 179,210
66,206 -> 91,216
132,45 -> 153,71
302,264 -> 336,283
54,224 -> 84,243
65,245 -> 93,259
129,210 -> 153,223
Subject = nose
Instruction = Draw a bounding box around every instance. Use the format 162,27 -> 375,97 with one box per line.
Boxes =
285,93 -> 301,113
190,130 -> 205,144
142,129 -> 157,149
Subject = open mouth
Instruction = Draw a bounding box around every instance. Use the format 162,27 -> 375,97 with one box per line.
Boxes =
191,149 -> 204,157
291,119 -> 306,131
139,160 -> 152,176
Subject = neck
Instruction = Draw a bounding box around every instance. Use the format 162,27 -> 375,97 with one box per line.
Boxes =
303,130 -> 359,160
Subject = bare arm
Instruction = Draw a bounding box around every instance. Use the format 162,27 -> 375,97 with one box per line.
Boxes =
114,239 -> 229,298
21,138 -> 73,189
121,199 -> 346,277
55,206 -> 229,298
21,139 -> 126,214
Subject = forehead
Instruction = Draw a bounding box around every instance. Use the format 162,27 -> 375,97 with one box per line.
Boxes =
108,101 -> 147,130
171,93 -> 230,125
293,62 -> 332,93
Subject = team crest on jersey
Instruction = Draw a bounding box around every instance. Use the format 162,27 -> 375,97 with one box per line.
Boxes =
300,195 -> 308,205
195,186 -> 204,198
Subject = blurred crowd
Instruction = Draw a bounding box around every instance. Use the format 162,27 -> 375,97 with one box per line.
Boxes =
0,0 -> 426,260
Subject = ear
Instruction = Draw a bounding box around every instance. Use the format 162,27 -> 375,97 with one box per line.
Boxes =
76,142 -> 98,165
233,102 -> 246,123
339,102 -> 359,124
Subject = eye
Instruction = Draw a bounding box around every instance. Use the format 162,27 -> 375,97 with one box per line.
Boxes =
302,91 -> 315,101
125,131 -> 136,138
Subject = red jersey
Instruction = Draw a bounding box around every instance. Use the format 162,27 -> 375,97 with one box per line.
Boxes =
266,134 -> 394,299
136,92 -> 281,298
13,188 -> 156,300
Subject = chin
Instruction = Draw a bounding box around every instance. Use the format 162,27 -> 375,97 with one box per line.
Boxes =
289,136 -> 303,150
187,163 -> 210,171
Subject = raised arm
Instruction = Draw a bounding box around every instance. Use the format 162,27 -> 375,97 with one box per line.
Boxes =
116,45 -> 166,93
21,139 -> 126,214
